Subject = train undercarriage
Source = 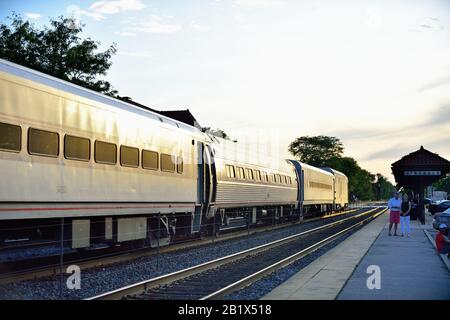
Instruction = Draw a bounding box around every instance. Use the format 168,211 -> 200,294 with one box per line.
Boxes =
0,203 -> 342,255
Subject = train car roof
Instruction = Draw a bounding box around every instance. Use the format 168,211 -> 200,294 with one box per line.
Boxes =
321,167 -> 348,179
0,58 -> 203,137
211,135 -> 294,173
288,160 -> 335,176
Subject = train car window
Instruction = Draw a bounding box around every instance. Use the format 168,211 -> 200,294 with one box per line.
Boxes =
28,128 -> 59,157
64,135 -> 90,161
246,168 -> 254,180
309,181 -> 333,190
282,175 -> 287,184
261,171 -> 268,182
287,176 -> 292,184
254,170 -> 261,181
161,153 -> 176,172
95,141 -> 117,165
236,167 -> 245,179
0,122 -> 21,152
226,165 -> 235,178
120,145 -> 139,168
177,156 -> 184,174
142,150 -> 158,170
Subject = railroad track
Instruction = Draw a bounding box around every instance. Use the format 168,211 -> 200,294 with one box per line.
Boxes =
0,208 -> 364,285
88,206 -> 386,300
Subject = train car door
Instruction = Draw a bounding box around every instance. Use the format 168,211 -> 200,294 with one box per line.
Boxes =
193,142 -> 205,233
193,142 -> 217,233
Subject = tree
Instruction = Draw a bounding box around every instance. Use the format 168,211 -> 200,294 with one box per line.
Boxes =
0,14 -> 118,96
288,135 -> 344,167
288,135 -> 391,201
432,175 -> 450,194
324,156 -> 375,201
202,127 -> 236,141
372,173 -> 397,200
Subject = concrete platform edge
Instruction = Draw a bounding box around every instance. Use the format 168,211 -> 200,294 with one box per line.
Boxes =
334,219 -> 386,298
261,212 -> 387,300
424,229 -> 450,272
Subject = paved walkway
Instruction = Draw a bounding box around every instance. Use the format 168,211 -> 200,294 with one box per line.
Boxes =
338,217 -> 450,300
262,211 -> 450,300
261,210 -> 388,300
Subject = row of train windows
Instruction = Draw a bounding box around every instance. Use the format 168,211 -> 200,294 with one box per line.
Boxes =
309,181 -> 333,190
0,122 -> 183,173
225,164 -> 293,185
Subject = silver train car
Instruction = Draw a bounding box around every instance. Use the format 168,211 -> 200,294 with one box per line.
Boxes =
322,167 -> 349,210
0,58 -> 347,250
289,161 -> 348,215
212,138 -> 298,228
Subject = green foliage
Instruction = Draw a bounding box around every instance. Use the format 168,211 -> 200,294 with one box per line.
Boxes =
289,135 -> 396,201
202,127 -> 230,140
372,173 -> 397,200
0,14 -> 118,96
432,175 -> 450,194
288,136 -> 343,167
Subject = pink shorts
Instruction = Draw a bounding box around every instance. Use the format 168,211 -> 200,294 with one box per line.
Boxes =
390,210 -> 400,224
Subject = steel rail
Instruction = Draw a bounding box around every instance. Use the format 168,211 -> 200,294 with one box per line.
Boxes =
1,207 -> 362,285
87,206 -> 382,300
200,207 -> 387,300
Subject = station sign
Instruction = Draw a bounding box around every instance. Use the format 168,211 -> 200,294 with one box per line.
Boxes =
404,170 -> 441,176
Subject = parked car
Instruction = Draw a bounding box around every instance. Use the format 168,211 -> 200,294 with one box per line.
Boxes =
428,200 -> 450,215
432,208 -> 450,231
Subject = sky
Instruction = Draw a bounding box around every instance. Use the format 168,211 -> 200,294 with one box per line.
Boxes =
1,0 -> 449,182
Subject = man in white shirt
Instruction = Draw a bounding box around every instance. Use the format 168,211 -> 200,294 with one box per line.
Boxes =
387,191 -> 402,236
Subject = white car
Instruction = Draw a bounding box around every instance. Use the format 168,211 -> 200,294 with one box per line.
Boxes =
433,208 -> 450,230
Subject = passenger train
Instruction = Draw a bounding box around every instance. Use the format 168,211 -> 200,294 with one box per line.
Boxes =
0,58 -> 348,250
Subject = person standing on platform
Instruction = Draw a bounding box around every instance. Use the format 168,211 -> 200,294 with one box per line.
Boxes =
400,194 -> 411,237
387,192 -> 402,236
435,224 -> 450,258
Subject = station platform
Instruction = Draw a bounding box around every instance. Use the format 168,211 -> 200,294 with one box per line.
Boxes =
261,211 -> 450,300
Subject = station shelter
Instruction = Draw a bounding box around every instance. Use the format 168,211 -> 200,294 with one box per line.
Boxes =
391,146 -> 450,224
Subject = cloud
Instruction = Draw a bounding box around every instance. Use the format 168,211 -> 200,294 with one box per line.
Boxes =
25,13 -> 41,20
333,104 -> 450,143
417,75 -> 450,92
190,21 -> 210,32
66,5 -> 106,21
89,0 -> 145,15
413,17 -> 444,32
330,103 -> 450,166
128,15 -> 182,34
67,0 -> 145,21
422,104 -> 450,127
363,136 -> 450,161
363,144 -> 413,162
233,0 -> 284,8
114,31 -> 137,36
